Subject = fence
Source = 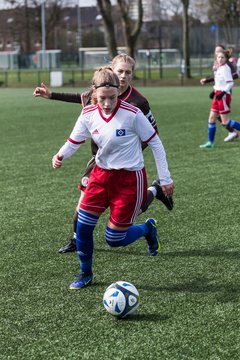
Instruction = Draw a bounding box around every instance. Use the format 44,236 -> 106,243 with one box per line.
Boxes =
0,58 -> 215,88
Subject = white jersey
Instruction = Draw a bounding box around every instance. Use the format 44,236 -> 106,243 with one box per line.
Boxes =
59,99 -> 172,185
214,63 -> 233,93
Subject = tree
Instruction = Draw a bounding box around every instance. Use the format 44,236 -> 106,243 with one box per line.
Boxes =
96,0 -> 118,58
181,0 -> 191,78
96,0 -> 143,59
24,0 -> 31,52
117,0 -> 143,59
4,0 -> 63,52
208,0 -> 240,47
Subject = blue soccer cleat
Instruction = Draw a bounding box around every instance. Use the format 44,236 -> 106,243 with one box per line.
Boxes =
69,273 -> 93,290
145,218 -> 161,256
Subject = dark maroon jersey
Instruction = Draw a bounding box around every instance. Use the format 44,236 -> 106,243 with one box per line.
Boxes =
51,85 -> 158,130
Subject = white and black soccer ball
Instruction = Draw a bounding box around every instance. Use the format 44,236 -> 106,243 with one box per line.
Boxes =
103,281 -> 139,318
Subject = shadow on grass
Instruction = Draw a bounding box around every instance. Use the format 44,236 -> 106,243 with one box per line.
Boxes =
95,246 -> 240,259
139,277 -> 240,304
164,247 -> 240,259
85,276 -> 240,305
120,313 -> 171,322
91,247 -> 240,304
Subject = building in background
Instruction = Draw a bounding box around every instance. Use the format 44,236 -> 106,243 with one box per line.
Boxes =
129,0 -> 160,22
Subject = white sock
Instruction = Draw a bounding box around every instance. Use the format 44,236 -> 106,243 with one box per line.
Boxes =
148,186 -> 157,197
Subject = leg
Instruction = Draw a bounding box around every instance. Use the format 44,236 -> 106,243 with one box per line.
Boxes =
69,209 -> 100,290
221,114 -> 240,131
60,156 -> 97,253
106,168 -> 160,255
216,94 -> 239,141
58,191 -> 85,254
200,111 -> 217,148
140,181 -> 173,213
219,115 -> 239,142
105,220 -> 160,256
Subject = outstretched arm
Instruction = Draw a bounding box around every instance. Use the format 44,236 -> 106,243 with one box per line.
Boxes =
33,82 -> 83,103
200,76 -> 214,85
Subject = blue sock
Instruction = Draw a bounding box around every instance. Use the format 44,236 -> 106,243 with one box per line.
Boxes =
227,119 -> 240,131
105,223 -> 148,247
208,122 -> 216,143
76,209 -> 98,274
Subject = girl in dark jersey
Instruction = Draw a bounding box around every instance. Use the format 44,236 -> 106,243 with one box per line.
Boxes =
34,54 -> 174,253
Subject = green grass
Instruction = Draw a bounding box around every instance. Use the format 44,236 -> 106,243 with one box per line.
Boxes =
0,68 -> 210,88
1,86 -> 240,359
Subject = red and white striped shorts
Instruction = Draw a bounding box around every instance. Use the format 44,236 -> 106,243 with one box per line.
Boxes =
80,165 -> 147,227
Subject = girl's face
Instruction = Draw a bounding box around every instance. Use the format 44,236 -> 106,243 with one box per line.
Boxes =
96,86 -> 119,115
112,61 -> 133,93
216,52 -> 227,66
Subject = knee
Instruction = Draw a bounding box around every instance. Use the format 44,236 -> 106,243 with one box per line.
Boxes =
224,120 -> 233,130
73,210 -> 78,223
105,227 -> 127,247
208,121 -> 216,126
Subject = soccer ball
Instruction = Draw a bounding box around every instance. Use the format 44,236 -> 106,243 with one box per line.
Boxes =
103,281 -> 139,318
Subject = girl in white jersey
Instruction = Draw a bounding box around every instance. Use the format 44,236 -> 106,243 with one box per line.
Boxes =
34,54 -> 173,255
200,51 -> 240,148
52,66 -> 175,289
200,45 -> 239,143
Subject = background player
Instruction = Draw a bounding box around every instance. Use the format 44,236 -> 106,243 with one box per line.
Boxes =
200,50 -> 240,148
200,44 -> 239,142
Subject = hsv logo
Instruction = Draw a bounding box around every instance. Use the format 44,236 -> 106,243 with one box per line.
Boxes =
116,129 -> 126,137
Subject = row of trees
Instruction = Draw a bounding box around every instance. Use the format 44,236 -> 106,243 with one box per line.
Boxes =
96,0 -> 240,78
2,0 -> 240,78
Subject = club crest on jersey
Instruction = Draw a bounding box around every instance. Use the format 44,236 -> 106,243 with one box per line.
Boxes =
116,129 -> 126,137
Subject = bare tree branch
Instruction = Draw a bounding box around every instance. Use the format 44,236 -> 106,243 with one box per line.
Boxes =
96,0 -> 118,58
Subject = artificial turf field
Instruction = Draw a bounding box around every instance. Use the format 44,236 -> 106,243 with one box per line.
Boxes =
1,85 -> 240,360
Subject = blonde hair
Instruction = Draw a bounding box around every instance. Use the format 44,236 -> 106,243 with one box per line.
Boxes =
111,53 -> 136,72
92,66 -> 120,89
215,50 -> 230,60
215,44 -> 232,58
91,66 -> 119,104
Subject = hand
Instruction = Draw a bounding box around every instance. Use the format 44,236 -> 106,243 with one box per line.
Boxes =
200,78 -> 206,85
52,154 -> 63,169
209,90 -> 215,99
161,183 -> 175,198
33,82 -> 51,99
216,91 -> 226,100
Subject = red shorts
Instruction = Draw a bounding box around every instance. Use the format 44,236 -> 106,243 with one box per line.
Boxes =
211,91 -> 231,114
80,165 -> 147,227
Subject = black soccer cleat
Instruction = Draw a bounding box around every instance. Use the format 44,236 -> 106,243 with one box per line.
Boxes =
152,180 -> 174,211
58,238 -> 77,253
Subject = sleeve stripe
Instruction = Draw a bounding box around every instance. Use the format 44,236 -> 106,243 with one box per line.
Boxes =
143,131 -> 157,143
68,137 -> 85,145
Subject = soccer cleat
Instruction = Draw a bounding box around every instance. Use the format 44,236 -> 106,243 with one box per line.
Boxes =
152,180 -> 173,211
69,273 -> 93,290
58,238 -> 77,253
145,218 -> 161,256
199,141 -> 214,149
224,132 -> 239,142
